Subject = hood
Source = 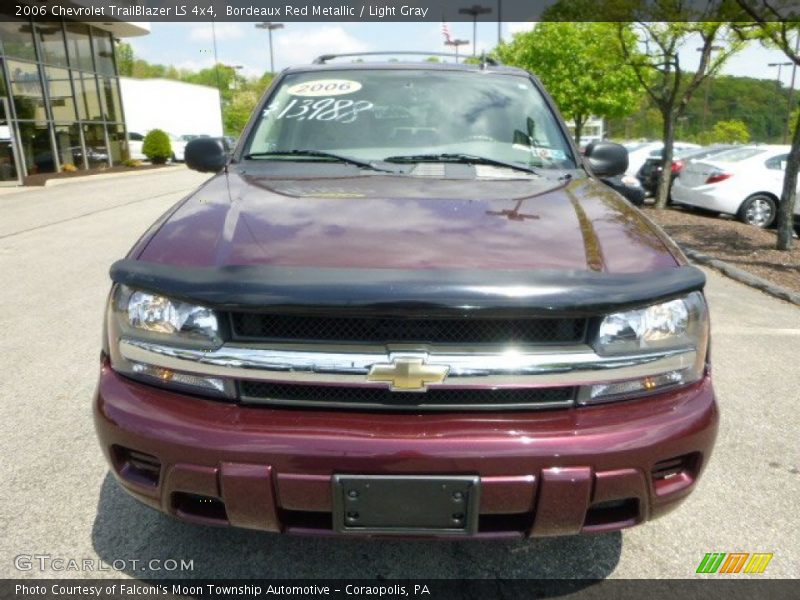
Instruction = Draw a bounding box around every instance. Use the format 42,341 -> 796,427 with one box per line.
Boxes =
136,167 -> 680,274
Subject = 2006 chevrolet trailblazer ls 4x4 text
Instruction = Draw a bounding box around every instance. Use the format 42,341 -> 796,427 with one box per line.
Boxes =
94,54 -> 718,538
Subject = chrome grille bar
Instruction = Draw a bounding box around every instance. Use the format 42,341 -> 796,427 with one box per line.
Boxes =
119,339 -> 697,388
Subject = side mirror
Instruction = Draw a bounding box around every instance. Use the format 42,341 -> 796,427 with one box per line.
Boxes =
185,138 -> 227,173
585,141 -> 628,178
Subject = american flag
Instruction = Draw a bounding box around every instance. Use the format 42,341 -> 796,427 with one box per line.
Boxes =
441,21 -> 452,43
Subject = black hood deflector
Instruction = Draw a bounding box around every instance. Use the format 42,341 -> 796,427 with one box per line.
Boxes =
110,260 -> 705,317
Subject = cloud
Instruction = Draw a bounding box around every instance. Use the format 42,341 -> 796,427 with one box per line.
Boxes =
188,23 -> 245,42
507,22 -> 537,36
273,26 -> 369,67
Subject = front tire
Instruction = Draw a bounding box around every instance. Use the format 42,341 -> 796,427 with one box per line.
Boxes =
738,194 -> 777,228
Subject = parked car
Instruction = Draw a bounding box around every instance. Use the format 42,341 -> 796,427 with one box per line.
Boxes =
637,145 -> 734,198
625,141 -> 700,178
127,132 -> 146,161
33,145 -> 108,172
95,55 -> 717,538
671,145 -> 793,227
600,173 -> 646,206
165,133 -> 187,162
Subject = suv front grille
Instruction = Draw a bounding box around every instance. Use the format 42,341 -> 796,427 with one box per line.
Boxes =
230,313 -> 587,345
239,381 -> 576,411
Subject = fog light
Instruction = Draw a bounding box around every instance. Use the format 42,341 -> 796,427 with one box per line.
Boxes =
580,370 -> 686,404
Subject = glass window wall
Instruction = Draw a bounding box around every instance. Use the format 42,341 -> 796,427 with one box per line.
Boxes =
53,123 -> 85,170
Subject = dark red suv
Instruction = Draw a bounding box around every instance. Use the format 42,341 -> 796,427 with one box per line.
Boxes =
94,55 -> 718,538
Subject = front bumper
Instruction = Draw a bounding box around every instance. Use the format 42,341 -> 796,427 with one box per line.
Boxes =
94,362 -> 718,539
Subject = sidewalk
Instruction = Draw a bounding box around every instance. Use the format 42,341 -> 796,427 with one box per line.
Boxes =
0,164 -> 184,196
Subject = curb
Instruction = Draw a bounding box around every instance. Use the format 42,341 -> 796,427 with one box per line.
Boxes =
681,245 -> 800,307
44,164 -> 184,187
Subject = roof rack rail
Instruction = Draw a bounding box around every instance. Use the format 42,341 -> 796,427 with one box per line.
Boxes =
312,51 -> 501,66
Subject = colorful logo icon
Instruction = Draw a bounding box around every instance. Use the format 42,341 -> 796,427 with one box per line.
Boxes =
696,552 -> 773,574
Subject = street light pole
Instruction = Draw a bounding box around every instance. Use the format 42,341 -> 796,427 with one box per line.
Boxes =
497,0 -> 502,45
255,22 -> 284,74
458,4 -> 492,56
768,61 -> 792,91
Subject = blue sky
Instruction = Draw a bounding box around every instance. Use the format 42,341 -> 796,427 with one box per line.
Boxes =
127,21 -> 799,88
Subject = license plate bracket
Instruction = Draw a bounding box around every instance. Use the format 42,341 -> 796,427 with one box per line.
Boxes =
332,474 -> 480,535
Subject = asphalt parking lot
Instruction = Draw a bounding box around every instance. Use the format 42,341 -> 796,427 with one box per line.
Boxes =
0,169 -> 798,580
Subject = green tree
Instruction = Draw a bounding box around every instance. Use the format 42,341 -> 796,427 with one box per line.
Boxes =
115,42 -> 134,77
225,88 -> 259,135
495,23 -> 644,144
616,22 -> 745,209
142,129 -> 172,164
543,1 -> 746,209
607,75 -> 789,142
709,119 -> 750,143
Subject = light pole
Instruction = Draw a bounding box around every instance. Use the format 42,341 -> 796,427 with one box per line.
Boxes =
445,38 -> 469,62
255,22 -> 284,74
697,45 -> 723,135
497,0 -> 502,45
768,61 -> 792,91
224,64 -> 243,90
458,4 -> 492,56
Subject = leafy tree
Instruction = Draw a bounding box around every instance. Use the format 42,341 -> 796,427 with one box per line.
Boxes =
615,22 -> 744,209
142,129 -> 172,164
224,88 -> 260,135
607,74 -> 790,142
115,42 -> 134,77
495,23 -> 644,144
709,119 -> 750,143
542,1 -> 746,208
733,1 -> 800,249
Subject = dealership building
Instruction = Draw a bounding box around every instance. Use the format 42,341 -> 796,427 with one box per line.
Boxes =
0,8 -> 148,185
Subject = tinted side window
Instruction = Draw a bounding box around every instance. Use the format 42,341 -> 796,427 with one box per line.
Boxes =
129,132 -> 144,141
765,154 -> 788,170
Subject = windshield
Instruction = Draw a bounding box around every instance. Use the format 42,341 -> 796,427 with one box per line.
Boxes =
244,69 -> 576,171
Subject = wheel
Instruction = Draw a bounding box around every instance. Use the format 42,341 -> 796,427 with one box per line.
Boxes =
738,194 -> 777,228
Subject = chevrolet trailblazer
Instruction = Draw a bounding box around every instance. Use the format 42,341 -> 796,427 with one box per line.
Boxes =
94,54 -> 718,537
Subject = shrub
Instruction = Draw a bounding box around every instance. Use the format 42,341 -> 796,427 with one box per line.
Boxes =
61,163 -> 78,173
142,129 -> 172,164
121,158 -> 143,168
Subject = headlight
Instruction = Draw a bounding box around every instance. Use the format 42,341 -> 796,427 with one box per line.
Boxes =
114,286 -> 222,348
584,292 -> 709,404
595,293 -> 704,355
127,290 -> 220,343
106,285 -> 232,398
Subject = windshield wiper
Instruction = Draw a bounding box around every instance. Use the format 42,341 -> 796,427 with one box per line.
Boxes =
383,153 -> 539,175
242,149 -> 395,173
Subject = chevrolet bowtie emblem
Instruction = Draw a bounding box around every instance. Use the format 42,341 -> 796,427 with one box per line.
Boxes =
367,358 -> 450,391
